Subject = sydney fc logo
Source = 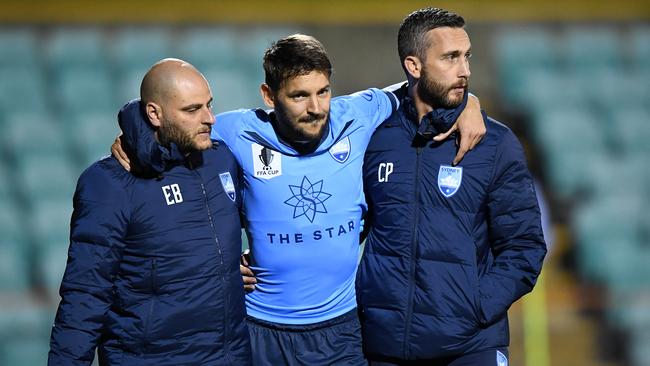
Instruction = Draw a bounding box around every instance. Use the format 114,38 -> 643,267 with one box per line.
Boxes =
438,165 -> 462,198
219,172 -> 236,202
496,350 -> 508,366
329,136 -> 350,163
252,143 -> 282,179
284,176 -> 332,223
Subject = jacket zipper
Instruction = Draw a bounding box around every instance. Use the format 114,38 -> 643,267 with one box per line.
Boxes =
142,258 -> 157,352
402,146 -> 422,359
198,176 -> 228,354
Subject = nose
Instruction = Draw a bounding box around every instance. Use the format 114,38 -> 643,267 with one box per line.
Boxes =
202,106 -> 215,125
306,96 -> 322,114
458,58 -> 471,79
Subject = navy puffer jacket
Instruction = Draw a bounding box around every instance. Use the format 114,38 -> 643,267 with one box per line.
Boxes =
357,86 -> 546,360
48,101 -> 251,366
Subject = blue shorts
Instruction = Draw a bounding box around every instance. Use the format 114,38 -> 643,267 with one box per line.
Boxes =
248,309 -> 367,366
368,348 -> 509,366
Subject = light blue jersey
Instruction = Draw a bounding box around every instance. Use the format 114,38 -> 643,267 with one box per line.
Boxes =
213,88 -> 397,324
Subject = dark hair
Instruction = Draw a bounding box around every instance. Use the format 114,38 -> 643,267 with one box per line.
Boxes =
263,34 -> 332,90
398,7 -> 465,63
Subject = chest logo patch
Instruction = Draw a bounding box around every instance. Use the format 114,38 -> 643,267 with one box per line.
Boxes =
438,165 -> 463,198
252,143 -> 282,179
329,136 -> 350,163
284,176 -> 332,223
496,350 -> 508,366
219,172 -> 236,202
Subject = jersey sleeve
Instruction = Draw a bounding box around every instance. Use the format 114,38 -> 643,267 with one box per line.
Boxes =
213,110 -> 248,164
346,88 -> 399,131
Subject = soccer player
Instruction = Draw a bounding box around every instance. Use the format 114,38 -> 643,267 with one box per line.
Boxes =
357,8 -> 547,365
48,59 -> 251,366
114,35 -> 485,365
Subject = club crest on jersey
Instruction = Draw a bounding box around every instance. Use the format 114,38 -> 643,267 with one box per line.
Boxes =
438,165 -> 463,198
329,136 -> 350,163
496,350 -> 508,366
219,172 -> 236,202
252,143 -> 282,179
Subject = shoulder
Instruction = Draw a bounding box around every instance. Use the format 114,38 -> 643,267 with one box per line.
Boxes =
332,88 -> 392,111
76,156 -> 132,203
484,116 -> 524,150
213,109 -> 254,140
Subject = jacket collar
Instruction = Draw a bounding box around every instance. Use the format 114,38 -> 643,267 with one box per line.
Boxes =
118,99 -> 191,176
400,84 -> 468,140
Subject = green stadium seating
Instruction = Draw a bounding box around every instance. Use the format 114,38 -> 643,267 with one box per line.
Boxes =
0,29 -> 39,69
110,28 -> 173,72
630,26 -> 650,72
0,67 -> 48,114
54,67 -> 116,115
562,26 -> 623,73
610,107 -> 650,156
2,112 -> 67,159
65,111 -> 120,167
16,155 -> 78,203
573,194 -> 643,282
176,28 -> 241,70
493,28 -> 559,106
39,240 -> 70,297
45,28 -> 107,70
201,67 -> 262,111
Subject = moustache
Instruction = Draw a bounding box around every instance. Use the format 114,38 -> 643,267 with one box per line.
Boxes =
299,113 -> 326,123
450,82 -> 468,90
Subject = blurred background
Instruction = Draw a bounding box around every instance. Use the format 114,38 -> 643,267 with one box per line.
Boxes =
0,0 -> 648,365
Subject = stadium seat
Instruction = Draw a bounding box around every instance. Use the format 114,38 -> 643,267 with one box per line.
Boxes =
115,66 -> 148,102
573,193 -> 643,282
562,26 -> 623,73
39,239 -> 70,298
0,29 -> 39,69
0,239 -> 30,291
110,27 -> 173,72
65,111 -> 120,167
609,107 -> 650,156
0,303 -> 52,366
630,26 -> 650,72
0,337 -> 50,366
493,27 -> 559,105
54,67 -> 117,115
509,70 -> 587,113
44,28 -> 107,70
201,67 -> 262,111
176,28 -> 241,71
2,112 -> 67,160
16,155 -> 78,203
585,69 -> 650,112
0,67 -> 48,114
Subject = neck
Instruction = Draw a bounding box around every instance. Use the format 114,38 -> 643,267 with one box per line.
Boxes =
408,80 -> 435,124
271,116 -> 323,155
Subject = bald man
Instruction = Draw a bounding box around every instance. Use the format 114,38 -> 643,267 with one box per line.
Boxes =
48,59 -> 252,366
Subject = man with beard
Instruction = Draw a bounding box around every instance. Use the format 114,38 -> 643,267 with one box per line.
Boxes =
48,59 -> 251,366
357,8 -> 547,366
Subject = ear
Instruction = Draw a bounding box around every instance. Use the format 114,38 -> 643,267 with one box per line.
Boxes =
403,55 -> 422,79
145,102 -> 163,128
260,83 -> 276,109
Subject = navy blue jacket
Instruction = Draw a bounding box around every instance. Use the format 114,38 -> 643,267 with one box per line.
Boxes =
357,86 -> 546,360
48,101 -> 251,366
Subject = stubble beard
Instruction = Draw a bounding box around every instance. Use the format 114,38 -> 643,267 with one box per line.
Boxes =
418,68 -> 467,109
